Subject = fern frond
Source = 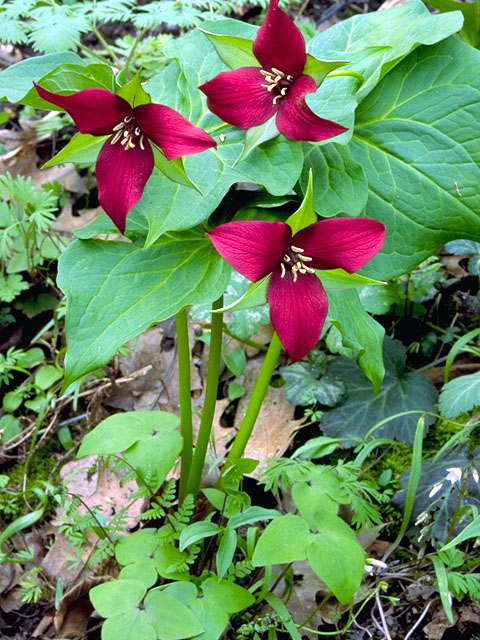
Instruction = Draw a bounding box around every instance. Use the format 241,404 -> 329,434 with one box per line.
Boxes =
168,494 -> 194,533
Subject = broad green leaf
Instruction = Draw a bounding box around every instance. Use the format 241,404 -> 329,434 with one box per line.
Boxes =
144,590 -> 204,640
286,169 -> 316,234
16,348 -> 44,368
280,360 -> 345,407
427,0 -> 479,46
43,133 -> 106,167
309,0 -> 463,102
102,610 -> 156,640
77,412 -> 181,491
201,578 -> 254,613
292,478 -> 344,527
307,526 -> 365,603
188,599 -> 228,640
34,365 -> 62,390
77,412 -> 179,457
0,52 -> 84,102
179,522 -> 220,551
439,372 -> 480,418
301,143 -> 368,217
23,63 -> 116,109
57,228 -> 231,388
321,338 -> 438,445
351,37 -> 480,279
90,580 -> 146,618
327,287 -> 385,392
252,514 -> 310,566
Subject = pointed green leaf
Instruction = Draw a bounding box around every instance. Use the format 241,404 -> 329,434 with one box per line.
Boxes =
153,148 -> 201,192
303,55 -> 348,85
286,169 -> 316,234
116,68 -> 151,108
234,117 -> 279,166
199,19 -> 258,69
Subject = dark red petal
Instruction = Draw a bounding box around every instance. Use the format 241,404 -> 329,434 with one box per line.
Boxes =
133,103 -> 216,160
95,136 -> 154,233
276,75 -> 347,142
199,68 -> 277,129
268,269 -> 328,362
209,221 -> 291,281
293,218 -> 386,272
253,0 -> 306,78
34,83 -> 131,136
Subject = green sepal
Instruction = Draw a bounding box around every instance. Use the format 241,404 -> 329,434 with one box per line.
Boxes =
116,68 -> 151,108
43,133 -> 106,167
286,168 -> 316,234
303,55 -> 349,85
153,147 -> 201,193
234,117 -> 279,166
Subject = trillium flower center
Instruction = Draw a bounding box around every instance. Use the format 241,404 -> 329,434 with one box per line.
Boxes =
260,67 -> 294,105
110,115 -> 145,151
280,245 -> 314,282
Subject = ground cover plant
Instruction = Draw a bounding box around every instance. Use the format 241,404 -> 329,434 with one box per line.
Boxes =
2,0 -> 480,638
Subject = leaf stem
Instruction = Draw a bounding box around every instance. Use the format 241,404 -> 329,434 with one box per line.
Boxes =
224,333 -> 282,468
186,296 -> 224,497
327,69 -> 364,85
91,23 -> 121,66
124,28 -> 148,80
177,307 -> 193,502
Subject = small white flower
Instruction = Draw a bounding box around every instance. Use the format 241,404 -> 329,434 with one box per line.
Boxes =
445,467 -> 462,484
429,482 -> 443,498
472,468 -> 479,484
415,511 -> 429,526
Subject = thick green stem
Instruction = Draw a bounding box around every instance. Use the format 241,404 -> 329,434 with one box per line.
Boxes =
186,297 -> 224,497
177,307 -> 193,502
224,333 -> 282,468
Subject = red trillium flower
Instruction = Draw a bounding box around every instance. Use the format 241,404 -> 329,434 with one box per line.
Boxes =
34,83 -> 216,232
199,0 -> 347,141
210,219 -> 386,362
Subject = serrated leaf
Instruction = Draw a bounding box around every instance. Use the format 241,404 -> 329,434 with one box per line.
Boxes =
439,372 -> 480,418
321,337 -> 438,445
57,228 -> 231,388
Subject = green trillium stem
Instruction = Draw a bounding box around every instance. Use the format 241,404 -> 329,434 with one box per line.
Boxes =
224,332 -> 282,468
326,69 -> 365,85
185,296 -> 224,498
177,307 -> 193,502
